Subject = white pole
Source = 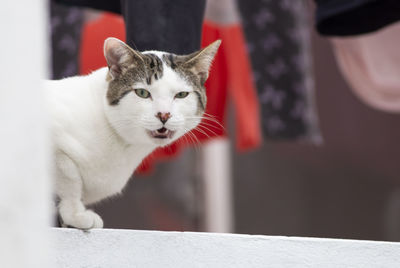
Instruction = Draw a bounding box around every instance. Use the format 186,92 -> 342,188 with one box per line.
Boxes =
0,0 -> 51,267
202,138 -> 234,233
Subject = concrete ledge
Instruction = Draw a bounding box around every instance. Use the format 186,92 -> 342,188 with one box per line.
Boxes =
53,228 -> 400,267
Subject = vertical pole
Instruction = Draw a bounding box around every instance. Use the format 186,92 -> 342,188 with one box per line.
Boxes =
202,138 -> 234,233
0,0 -> 51,267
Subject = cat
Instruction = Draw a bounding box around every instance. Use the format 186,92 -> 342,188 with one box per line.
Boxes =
44,37 -> 220,229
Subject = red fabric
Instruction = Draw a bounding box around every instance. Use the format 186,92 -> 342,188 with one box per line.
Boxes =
79,14 -> 261,173
218,23 -> 262,151
80,13 -> 125,75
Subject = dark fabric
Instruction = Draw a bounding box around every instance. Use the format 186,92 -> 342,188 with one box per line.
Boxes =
315,0 -> 400,36
237,0 -> 321,143
54,0 -> 206,54
121,0 -> 205,54
54,0 -> 121,14
50,2 -> 84,79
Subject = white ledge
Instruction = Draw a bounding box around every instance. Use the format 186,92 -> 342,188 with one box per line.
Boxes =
53,228 -> 400,268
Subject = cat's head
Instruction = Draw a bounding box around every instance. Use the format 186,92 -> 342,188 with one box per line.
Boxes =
103,38 -> 220,147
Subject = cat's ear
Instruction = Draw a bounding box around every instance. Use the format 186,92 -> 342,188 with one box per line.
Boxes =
104,37 -> 144,79
184,40 -> 221,85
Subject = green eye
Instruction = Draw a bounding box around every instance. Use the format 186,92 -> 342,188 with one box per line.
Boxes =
134,88 -> 151,98
175,91 -> 189,99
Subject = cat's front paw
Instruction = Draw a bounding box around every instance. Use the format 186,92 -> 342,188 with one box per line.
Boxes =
61,210 -> 104,230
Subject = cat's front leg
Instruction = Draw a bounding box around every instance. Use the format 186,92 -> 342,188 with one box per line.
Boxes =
56,153 -> 103,229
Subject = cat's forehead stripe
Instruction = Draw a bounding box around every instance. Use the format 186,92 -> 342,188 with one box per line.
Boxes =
143,53 -> 164,85
163,54 -> 177,69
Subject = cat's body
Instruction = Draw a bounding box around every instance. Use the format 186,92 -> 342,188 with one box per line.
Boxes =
45,38 -> 220,229
45,67 -> 154,205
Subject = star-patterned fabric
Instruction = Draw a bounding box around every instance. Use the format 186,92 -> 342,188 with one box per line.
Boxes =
237,0 -> 322,143
50,2 -> 83,79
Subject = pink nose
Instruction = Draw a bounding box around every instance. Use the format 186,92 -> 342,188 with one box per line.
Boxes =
156,112 -> 171,124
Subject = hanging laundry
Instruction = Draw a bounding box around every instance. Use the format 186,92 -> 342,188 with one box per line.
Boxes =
314,0 -> 400,36
237,0 -> 322,143
55,0 -> 206,55
331,22 -> 400,113
202,0 -> 262,151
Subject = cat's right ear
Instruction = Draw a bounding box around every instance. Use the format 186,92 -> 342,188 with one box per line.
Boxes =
104,37 -> 144,79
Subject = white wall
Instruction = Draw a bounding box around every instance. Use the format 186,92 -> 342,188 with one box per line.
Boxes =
0,0 -> 51,267
54,228 -> 400,268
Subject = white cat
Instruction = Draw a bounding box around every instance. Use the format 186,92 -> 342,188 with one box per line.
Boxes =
44,37 -> 220,229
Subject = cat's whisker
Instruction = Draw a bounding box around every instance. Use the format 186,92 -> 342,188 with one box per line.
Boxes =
129,40 -> 140,52
190,130 -> 201,145
197,121 -> 223,131
165,122 -> 183,128
184,128 -> 201,152
185,114 -> 221,124
184,134 -> 194,149
202,115 -> 224,126
189,133 -> 201,152
196,124 -> 218,137
202,112 -> 218,119
200,117 -> 225,129
182,133 -> 190,145
185,117 -> 225,131
193,126 -> 212,139
184,131 -> 196,147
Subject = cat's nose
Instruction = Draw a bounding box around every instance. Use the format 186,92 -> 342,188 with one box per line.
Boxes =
156,112 -> 171,124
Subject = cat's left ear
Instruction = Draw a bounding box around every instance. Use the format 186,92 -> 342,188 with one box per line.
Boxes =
184,40 -> 221,85
104,37 -> 144,79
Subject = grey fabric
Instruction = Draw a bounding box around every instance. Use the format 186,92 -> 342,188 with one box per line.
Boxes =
204,0 -> 240,25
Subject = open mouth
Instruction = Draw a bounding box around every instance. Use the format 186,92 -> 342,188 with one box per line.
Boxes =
148,127 -> 175,139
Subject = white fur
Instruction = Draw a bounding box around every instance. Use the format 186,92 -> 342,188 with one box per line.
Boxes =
44,57 -> 201,229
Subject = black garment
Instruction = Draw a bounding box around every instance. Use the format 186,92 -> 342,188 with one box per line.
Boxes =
120,0 -> 205,54
55,0 -> 121,14
315,0 -> 400,36
54,0 -> 206,54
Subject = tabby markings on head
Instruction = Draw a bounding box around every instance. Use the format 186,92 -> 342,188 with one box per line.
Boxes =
143,53 -> 164,85
105,38 -> 220,113
107,53 -> 164,105
108,52 -> 207,115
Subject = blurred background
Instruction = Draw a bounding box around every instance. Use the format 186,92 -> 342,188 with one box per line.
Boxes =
49,0 -> 400,242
